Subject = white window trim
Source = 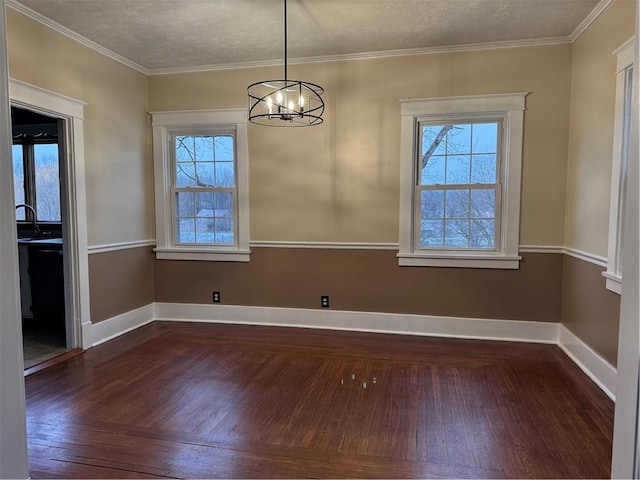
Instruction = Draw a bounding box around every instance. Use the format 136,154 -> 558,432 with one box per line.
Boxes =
398,93 -> 527,269
604,38 -> 634,294
151,109 -> 250,262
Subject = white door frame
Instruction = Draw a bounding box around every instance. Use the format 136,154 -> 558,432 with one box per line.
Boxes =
9,79 -> 91,349
0,1 -> 28,477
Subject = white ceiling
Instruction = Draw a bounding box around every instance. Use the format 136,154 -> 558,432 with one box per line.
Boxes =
11,0 -> 603,74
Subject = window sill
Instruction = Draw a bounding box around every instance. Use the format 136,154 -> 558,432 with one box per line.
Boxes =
154,247 -> 251,262
397,252 -> 521,269
602,271 -> 622,295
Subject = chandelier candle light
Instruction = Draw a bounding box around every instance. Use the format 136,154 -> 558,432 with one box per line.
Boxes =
247,0 -> 325,126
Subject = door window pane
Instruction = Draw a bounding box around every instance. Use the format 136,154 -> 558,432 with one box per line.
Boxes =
34,144 -> 60,221
12,145 -> 24,220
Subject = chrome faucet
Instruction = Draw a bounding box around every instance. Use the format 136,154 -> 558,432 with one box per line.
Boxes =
15,204 -> 40,236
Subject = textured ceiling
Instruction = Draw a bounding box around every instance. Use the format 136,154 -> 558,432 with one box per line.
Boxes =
14,0 -> 601,72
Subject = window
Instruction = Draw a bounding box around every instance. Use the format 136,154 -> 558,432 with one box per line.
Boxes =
398,93 -> 526,269
174,133 -> 235,245
12,140 -> 61,223
604,39 -> 634,294
152,110 -> 250,262
418,121 -> 500,249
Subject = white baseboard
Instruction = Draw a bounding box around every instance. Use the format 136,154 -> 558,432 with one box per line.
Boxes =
154,302 -> 559,344
81,319 -> 93,349
88,303 -> 155,347
85,302 -> 616,401
558,325 -> 617,401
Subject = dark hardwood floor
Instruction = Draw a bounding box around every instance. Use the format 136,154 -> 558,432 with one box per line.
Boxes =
26,321 -> 614,479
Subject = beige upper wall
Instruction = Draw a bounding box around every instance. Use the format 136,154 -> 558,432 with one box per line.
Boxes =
149,45 -> 573,245
564,0 -> 636,257
7,6 -> 582,247
6,9 -> 153,247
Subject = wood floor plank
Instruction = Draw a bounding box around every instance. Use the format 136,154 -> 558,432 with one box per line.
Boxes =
26,321 -> 614,478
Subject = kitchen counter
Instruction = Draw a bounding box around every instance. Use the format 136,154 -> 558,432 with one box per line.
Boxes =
18,237 -> 63,246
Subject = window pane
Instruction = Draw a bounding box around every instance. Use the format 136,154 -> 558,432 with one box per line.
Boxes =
175,136 -> 194,161
471,154 -> 497,184
470,219 -> 495,248
445,189 -> 470,219
421,190 -> 444,219
196,191 -> 214,217
422,126 -> 447,156
196,162 -> 214,187
215,162 -> 235,187
12,145 -> 24,220
196,192 -> 214,243
447,124 -> 471,154
445,155 -> 470,184
177,192 -> 195,217
470,189 -> 496,219
420,219 -> 444,248
214,192 -> 234,244
421,156 -> 445,185
214,136 -> 234,161
177,218 -> 195,244
34,144 -> 60,222
472,123 -> 498,153
195,216 -> 214,243
194,136 -> 214,161
215,217 -> 234,244
444,219 -> 469,248
176,162 -> 196,187
214,191 -> 232,211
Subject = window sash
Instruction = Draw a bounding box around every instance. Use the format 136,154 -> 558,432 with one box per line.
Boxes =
614,65 -> 633,277
413,119 -> 502,252
604,39 -> 634,293
170,132 -> 239,247
414,183 -> 501,251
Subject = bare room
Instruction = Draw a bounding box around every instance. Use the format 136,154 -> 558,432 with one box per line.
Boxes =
0,0 -> 639,478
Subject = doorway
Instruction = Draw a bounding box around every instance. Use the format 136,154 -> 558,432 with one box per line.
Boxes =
10,79 -> 91,355
11,105 -> 70,368
9,80 -> 92,368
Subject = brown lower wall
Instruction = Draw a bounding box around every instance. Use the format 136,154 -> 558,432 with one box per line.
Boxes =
561,254 -> 621,366
154,248 -> 563,323
89,246 -> 621,368
88,246 -> 155,323
89,247 -> 620,365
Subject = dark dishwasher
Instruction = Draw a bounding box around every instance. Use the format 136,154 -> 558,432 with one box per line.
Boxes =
28,246 -> 65,326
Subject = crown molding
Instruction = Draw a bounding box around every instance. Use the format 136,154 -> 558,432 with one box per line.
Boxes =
148,36 -> 571,76
8,0 -> 605,77
6,0 -> 574,77
569,0 -> 614,43
6,0 -> 150,75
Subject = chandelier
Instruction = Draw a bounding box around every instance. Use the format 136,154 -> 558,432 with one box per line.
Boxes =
247,0 -> 325,127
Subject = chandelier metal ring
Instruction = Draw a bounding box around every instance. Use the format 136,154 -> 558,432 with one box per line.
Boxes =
247,0 -> 325,127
